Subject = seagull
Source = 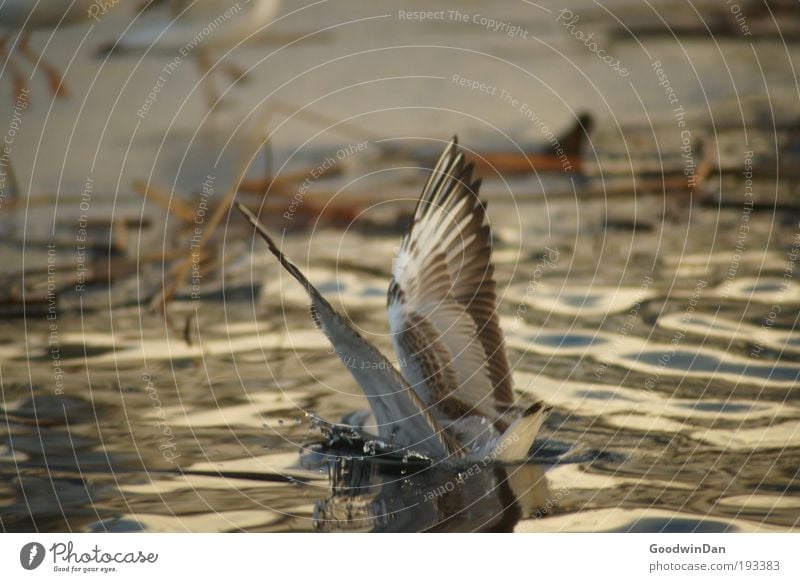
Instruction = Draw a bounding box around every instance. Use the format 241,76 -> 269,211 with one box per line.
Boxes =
237,138 -> 550,462
107,0 -> 282,109
0,0 -> 95,101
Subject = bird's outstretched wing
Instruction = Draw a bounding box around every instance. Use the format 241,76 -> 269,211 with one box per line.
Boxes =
236,203 -> 463,460
388,138 -> 514,425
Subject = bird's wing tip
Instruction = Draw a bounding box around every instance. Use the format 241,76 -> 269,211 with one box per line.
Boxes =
523,401 -> 552,418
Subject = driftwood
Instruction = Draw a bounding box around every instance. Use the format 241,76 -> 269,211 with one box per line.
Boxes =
148,158 -> 250,311
446,113 -> 593,176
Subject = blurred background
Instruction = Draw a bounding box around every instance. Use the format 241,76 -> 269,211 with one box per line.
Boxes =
1,0 -> 799,533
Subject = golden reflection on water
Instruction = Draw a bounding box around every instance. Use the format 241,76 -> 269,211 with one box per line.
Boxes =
1,200 -> 799,532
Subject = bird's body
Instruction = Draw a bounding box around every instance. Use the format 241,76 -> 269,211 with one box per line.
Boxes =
111,0 -> 282,108
0,0 -> 97,101
121,0 -> 282,51
238,138 -> 549,463
0,0 -> 96,29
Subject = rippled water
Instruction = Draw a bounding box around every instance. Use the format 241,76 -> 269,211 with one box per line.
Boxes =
2,190 -> 798,533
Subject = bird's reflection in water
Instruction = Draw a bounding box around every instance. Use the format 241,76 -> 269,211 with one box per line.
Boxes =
314,454 -> 550,532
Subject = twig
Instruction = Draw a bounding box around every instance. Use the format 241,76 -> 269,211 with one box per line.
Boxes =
133,180 -> 197,224
149,158 -> 251,311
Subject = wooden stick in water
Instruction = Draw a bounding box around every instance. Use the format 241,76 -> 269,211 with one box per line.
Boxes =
149,158 -> 250,311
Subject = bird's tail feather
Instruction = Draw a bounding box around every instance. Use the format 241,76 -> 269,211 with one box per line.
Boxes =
491,402 -> 550,462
